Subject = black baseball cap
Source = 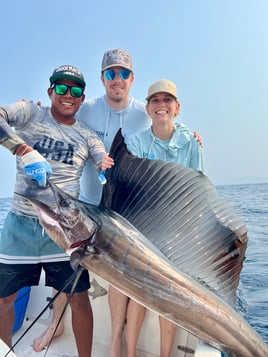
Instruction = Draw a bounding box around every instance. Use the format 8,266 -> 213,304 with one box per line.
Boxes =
49,65 -> 86,88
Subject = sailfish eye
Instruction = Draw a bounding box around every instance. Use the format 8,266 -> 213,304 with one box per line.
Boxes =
59,198 -> 70,207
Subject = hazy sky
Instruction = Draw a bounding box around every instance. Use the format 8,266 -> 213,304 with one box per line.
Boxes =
1,0 -> 268,197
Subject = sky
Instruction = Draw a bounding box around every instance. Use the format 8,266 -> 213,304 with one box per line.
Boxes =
0,0 -> 268,198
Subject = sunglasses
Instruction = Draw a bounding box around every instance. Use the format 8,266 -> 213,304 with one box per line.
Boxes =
51,83 -> 84,98
103,68 -> 132,81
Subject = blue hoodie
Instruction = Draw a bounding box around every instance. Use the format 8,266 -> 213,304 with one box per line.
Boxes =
126,122 -> 204,171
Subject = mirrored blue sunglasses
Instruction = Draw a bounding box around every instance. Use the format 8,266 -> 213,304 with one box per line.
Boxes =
51,83 -> 84,98
103,68 -> 132,81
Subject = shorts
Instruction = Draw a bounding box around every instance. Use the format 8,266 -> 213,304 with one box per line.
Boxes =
0,212 -> 90,297
0,211 -> 66,259
0,261 -> 90,297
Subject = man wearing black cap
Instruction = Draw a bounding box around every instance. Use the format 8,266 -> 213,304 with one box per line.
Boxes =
0,64 -> 113,357
32,49 -> 151,354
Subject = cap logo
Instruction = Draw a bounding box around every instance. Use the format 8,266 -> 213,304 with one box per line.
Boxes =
54,65 -> 83,77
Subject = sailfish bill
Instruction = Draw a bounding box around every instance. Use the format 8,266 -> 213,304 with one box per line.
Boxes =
17,130 -> 268,357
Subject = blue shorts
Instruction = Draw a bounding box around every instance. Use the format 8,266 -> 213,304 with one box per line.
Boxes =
0,212 -> 90,297
0,211 -> 66,260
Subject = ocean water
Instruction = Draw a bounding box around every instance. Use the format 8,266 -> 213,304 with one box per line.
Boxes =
0,183 -> 267,344
215,183 -> 268,343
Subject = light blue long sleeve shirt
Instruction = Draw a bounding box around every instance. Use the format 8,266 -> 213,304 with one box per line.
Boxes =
77,95 -> 151,204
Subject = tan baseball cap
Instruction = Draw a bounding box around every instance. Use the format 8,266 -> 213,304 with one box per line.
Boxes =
146,79 -> 178,101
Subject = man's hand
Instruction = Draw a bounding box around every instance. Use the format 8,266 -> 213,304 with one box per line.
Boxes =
101,153 -> 114,170
98,153 -> 114,185
21,150 -> 52,187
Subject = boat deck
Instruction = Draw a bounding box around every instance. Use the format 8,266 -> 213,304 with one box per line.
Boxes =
2,273 -> 220,357
11,314 -> 159,357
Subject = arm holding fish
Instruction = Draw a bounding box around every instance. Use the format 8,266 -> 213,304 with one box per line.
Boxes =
88,134 -> 114,172
88,134 -> 114,184
0,111 -> 52,187
97,153 -> 114,185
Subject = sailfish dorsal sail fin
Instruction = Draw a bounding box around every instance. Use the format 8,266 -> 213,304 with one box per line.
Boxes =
101,130 -> 248,307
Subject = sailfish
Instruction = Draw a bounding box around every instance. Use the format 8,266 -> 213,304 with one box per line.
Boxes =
18,130 -> 268,357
